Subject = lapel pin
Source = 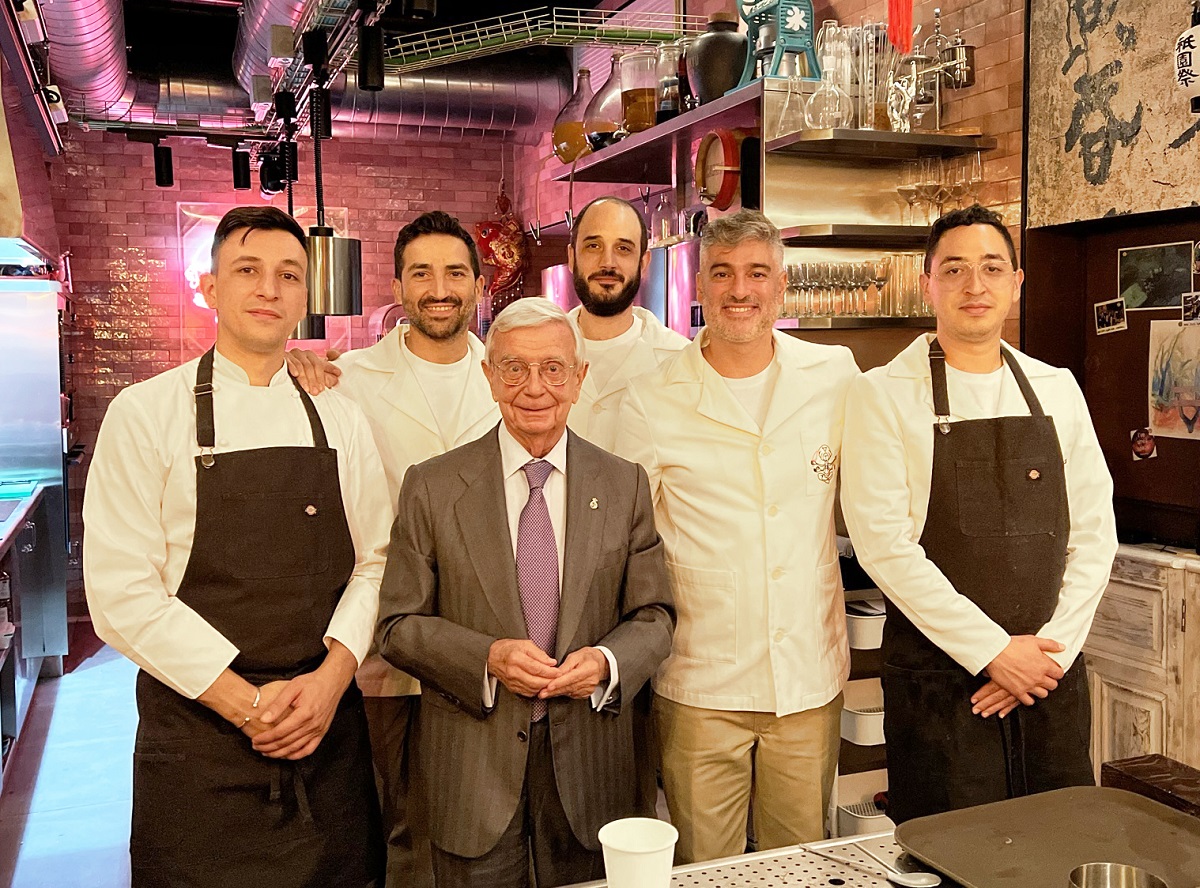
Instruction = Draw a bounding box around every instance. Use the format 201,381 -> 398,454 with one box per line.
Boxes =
589,497 -> 599,510
1028,469 -> 1040,481
305,505 -> 318,516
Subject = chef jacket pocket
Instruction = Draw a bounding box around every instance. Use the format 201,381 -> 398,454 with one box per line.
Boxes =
218,492 -> 330,579
955,458 -> 1056,538
666,562 -> 736,664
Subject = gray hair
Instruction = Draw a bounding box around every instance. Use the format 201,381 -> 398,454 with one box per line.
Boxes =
485,297 -> 587,366
700,209 -> 785,267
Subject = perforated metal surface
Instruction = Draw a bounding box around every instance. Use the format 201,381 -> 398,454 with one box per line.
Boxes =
573,833 -> 934,887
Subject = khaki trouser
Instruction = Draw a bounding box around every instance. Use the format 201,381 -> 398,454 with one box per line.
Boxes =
655,693 -> 843,865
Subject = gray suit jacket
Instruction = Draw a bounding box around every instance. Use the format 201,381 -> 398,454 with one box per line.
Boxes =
376,425 -> 675,858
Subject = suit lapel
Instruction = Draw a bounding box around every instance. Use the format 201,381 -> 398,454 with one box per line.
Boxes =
453,431 -> 526,638
556,432 -> 603,657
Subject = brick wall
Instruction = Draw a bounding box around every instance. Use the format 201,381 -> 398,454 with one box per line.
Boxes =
51,129 -> 506,608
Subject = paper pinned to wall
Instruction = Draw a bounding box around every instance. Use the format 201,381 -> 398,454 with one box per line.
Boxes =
0,63 -> 23,237
1149,320 -> 1200,440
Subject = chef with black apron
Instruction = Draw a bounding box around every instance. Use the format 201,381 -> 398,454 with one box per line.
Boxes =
840,205 -> 1118,823
83,207 -> 389,886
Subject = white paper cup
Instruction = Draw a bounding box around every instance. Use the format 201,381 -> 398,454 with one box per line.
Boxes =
598,817 -> 678,888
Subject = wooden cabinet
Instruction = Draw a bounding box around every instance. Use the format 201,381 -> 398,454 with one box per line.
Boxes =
1083,545 -> 1200,778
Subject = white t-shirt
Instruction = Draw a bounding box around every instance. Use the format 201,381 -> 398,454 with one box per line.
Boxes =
406,342 -> 475,448
581,313 -> 644,395
721,360 -> 781,431
946,364 -> 1006,416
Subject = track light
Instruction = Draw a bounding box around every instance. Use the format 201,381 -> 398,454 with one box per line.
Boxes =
153,141 -> 173,187
400,0 -> 435,18
232,150 -> 251,190
357,0 -> 385,91
259,151 -> 285,198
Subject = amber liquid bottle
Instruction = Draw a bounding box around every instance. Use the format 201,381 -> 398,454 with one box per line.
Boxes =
552,67 -> 594,164
584,52 -> 624,151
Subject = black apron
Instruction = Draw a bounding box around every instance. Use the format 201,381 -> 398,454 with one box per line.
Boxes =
881,340 -> 1094,825
130,349 -> 384,888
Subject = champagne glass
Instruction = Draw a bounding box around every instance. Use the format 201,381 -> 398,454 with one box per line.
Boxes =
965,150 -> 984,204
870,255 -> 892,316
897,160 -> 920,225
784,264 -> 800,318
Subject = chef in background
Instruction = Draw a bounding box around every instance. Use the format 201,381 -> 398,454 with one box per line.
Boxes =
840,204 -> 1118,823
83,206 -> 388,887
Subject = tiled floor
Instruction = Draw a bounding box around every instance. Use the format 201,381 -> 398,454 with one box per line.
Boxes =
0,634 -> 136,888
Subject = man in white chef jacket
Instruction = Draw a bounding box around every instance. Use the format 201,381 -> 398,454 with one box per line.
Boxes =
615,210 -> 860,864
287,210 -> 498,888
840,204 -> 1118,823
565,196 -> 688,451
83,206 -> 390,887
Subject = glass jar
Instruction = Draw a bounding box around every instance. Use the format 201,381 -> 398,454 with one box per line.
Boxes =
619,49 -> 658,133
655,43 -> 683,124
552,67 -> 594,164
583,52 -> 624,151
676,37 -> 698,112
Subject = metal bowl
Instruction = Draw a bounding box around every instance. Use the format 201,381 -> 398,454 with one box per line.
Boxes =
1068,863 -> 1168,888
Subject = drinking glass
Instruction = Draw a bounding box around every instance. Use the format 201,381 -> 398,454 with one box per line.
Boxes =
784,264 -> 800,318
915,157 -> 944,224
897,160 -> 920,225
965,150 -> 984,204
871,255 -> 893,316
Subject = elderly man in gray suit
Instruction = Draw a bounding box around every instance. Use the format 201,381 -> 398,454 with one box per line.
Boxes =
377,297 -> 675,888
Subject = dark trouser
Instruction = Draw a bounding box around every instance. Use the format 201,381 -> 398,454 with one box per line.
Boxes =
364,695 -> 434,888
430,720 -> 605,888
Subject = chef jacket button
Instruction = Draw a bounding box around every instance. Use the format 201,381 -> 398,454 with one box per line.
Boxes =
774,629 -> 785,643
592,403 -> 604,414
767,505 -> 779,517
760,444 -> 774,456
517,729 -> 528,742
771,567 -> 784,580
218,439 -> 228,447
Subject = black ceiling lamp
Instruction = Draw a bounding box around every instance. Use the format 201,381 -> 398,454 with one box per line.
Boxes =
153,140 -> 173,187
303,27 -> 362,318
232,149 -> 251,190
399,0 -> 435,19
258,149 -> 286,198
357,0 -> 385,92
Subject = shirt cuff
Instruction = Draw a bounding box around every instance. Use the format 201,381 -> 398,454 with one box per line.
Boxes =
483,664 -> 499,711
590,645 -> 619,711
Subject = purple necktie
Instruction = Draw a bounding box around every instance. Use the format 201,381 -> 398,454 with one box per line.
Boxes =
517,459 -> 559,722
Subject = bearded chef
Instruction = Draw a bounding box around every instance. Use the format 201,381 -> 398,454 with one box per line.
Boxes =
83,207 -> 389,886
840,205 -> 1118,823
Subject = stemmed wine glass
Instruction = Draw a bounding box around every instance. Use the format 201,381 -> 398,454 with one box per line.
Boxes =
870,255 -> 893,316
784,264 -> 801,318
914,157 -> 945,224
964,150 -> 984,204
946,156 -> 971,209
897,160 -> 920,225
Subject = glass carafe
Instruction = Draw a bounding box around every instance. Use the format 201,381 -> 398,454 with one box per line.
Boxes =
552,67 -> 594,164
649,191 -> 676,246
619,50 -> 658,133
804,26 -> 853,130
583,52 -> 624,151
655,43 -> 683,124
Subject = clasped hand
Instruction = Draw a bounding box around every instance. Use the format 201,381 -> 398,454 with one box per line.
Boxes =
487,639 -> 610,701
971,634 -> 1065,719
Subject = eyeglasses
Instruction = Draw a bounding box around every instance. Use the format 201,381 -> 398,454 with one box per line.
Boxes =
493,358 -> 577,386
932,260 -> 1016,286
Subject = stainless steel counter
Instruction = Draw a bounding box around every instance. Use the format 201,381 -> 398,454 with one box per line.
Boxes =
0,485 -> 43,562
574,831 -> 946,887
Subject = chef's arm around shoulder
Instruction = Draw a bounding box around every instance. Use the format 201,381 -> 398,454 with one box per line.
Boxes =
376,467 -> 496,719
1036,373 -> 1119,672
82,391 -> 251,727
839,372 -> 1011,675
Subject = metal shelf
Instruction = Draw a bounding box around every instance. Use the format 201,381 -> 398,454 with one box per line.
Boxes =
780,224 -> 931,248
777,316 -> 935,330
767,128 -> 997,159
552,81 -> 763,185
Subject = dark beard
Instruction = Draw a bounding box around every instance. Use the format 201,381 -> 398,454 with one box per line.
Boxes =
573,268 -> 641,318
408,301 -> 471,340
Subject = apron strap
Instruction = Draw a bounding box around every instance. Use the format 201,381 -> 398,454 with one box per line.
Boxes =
1000,345 -> 1046,418
194,349 -> 332,464
195,349 -> 217,468
928,338 -> 1047,433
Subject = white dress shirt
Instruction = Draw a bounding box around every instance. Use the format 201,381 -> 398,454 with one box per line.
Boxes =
482,423 -> 619,710
83,350 -> 392,699
840,334 -> 1119,675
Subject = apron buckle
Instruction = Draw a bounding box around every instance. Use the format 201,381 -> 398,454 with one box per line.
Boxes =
937,416 -> 952,435
200,448 -> 215,469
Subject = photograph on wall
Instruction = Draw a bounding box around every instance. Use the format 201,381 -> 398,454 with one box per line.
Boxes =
1094,297 -> 1127,335
1119,242 -> 1193,310
1148,320 -> 1200,440
1183,291 -> 1200,325
1130,428 -> 1158,460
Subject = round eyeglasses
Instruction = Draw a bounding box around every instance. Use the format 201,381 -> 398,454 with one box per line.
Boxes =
493,359 -> 577,386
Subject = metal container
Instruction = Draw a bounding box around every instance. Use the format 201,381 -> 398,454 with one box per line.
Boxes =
939,39 -> 976,88
1068,863 -> 1168,888
307,227 -> 363,316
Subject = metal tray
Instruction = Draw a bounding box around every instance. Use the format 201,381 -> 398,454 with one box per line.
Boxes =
895,786 -> 1200,887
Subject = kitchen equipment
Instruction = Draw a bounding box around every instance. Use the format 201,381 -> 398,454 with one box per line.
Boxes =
583,52 -> 623,151
618,50 -> 657,133
552,67 -> 594,164
687,12 -> 748,104
655,43 -> 682,124
896,786 -> 1200,887
735,0 -> 819,86
1068,863 -> 1168,888
804,22 -> 853,129
802,845 -> 942,887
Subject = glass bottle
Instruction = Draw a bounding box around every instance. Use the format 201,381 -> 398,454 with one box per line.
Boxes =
583,52 -> 624,151
552,67 -> 594,164
804,24 -> 853,129
619,50 -> 658,133
676,37 -> 698,112
655,43 -> 683,124
649,191 -> 676,246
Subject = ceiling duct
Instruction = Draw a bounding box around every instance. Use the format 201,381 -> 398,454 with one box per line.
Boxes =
40,0 -> 136,117
231,0 -> 308,97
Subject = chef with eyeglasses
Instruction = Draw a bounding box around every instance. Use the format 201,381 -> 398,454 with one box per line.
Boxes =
840,205 -> 1117,823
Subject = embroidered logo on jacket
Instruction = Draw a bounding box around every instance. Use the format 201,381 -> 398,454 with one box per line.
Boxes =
811,445 -> 837,483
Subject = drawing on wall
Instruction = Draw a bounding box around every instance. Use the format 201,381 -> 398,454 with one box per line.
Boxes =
1118,242 -> 1193,309
1130,427 -> 1158,460
1094,297 -> 1127,334
1149,320 -> 1200,439
1183,291 -> 1200,324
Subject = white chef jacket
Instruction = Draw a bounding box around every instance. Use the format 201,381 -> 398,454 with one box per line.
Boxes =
839,334 -> 1118,676
567,306 -> 689,451
83,350 -> 392,700
335,325 -> 500,696
615,330 -> 860,716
